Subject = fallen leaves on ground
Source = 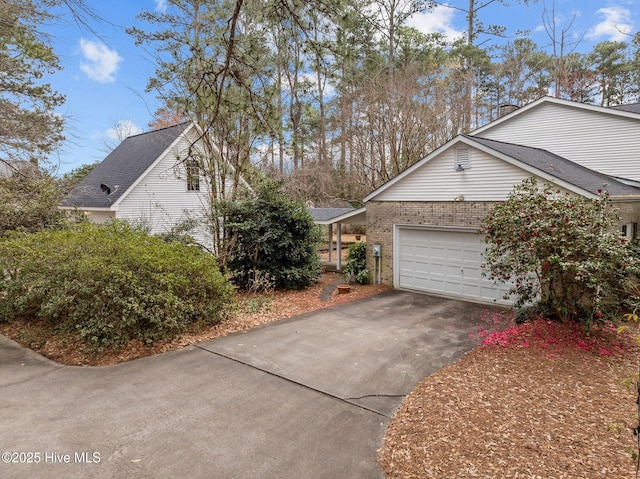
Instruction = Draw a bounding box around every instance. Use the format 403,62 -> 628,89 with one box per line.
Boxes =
379,318 -> 640,479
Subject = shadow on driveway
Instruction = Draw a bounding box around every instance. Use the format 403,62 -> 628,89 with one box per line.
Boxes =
0,291 -> 506,479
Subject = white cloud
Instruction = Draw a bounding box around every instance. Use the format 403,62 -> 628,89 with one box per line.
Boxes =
105,120 -> 143,142
155,0 -> 168,13
587,6 -> 633,41
405,4 -> 465,43
79,39 -> 123,83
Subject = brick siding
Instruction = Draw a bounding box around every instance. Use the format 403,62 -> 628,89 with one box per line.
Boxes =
366,201 -> 498,285
614,200 -> 640,230
365,199 -> 640,286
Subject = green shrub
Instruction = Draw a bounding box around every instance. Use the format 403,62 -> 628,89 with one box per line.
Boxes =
224,182 -> 322,290
481,177 -> 640,325
0,221 -> 233,350
343,241 -> 369,284
0,170 -> 65,235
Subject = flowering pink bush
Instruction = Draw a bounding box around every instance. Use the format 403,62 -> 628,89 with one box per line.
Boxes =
481,177 -> 640,325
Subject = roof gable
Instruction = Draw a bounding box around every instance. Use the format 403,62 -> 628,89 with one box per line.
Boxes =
364,137 -> 466,202
61,122 -> 193,209
364,135 -> 640,202
473,96 -> 640,137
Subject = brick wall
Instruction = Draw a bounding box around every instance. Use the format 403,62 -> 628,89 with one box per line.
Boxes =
367,199 -> 640,286
366,201 -> 498,285
614,200 -> 640,230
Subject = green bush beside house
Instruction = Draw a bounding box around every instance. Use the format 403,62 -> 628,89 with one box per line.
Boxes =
0,221 -> 233,351
343,241 -> 369,284
481,177 -> 640,326
224,182 -> 323,291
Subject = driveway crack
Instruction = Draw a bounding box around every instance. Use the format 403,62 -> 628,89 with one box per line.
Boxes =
195,345 -> 392,418
345,394 -> 406,401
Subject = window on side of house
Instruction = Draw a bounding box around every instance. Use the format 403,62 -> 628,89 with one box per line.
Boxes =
186,160 -> 200,191
622,222 -> 638,239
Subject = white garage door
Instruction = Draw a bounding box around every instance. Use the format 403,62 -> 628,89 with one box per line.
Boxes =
396,227 -> 512,305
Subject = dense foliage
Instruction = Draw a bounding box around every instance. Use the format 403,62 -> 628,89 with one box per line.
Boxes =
0,222 -> 233,350
224,182 -> 322,290
0,169 -> 66,235
131,0 -> 640,205
481,178 -> 640,325
343,241 -> 369,284
0,0 -> 66,164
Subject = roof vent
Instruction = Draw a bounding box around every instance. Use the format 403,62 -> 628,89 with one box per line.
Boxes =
455,147 -> 471,171
100,183 -> 119,196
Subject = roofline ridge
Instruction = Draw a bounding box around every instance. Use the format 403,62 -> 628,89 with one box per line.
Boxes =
471,135 -> 573,160
470,135 -> 638,193
125,121 -> 192,140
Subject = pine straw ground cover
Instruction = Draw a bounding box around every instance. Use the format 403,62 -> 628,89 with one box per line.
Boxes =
380,313 -> 640,479
0,272 -> 388,366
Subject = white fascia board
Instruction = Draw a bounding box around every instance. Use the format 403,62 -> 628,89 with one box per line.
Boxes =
364,136 -> 468,202
472,96 -> 640,137
314,207 -> 367,225
112,122 -> 197,208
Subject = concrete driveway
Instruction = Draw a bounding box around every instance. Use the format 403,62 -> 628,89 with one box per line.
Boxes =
0,291 -> 504,479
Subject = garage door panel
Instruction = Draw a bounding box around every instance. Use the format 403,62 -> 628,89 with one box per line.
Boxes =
397,227 -> 512,305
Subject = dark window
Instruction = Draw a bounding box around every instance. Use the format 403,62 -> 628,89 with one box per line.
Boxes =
186,161 -> 200,191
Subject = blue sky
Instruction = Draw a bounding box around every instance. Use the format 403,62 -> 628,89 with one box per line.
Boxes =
44,0 -> 639,174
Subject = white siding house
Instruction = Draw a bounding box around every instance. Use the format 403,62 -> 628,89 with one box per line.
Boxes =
371,137 -> 585,203
363,96 -> 640,304
60,122 -> 225,248
471,97 -> 640,182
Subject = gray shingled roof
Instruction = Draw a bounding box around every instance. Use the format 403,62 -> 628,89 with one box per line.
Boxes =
61,122 -> 191,208
308,207 -> 355,222
610,103 -> 640,114
468,135 -> 640,197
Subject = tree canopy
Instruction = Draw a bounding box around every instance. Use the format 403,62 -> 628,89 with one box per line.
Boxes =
3,0 -> 639,210
0,0 -> 65,166
129,0 -> 640,206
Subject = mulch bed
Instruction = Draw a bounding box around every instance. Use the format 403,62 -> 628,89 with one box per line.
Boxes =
379,318 -> 640,478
